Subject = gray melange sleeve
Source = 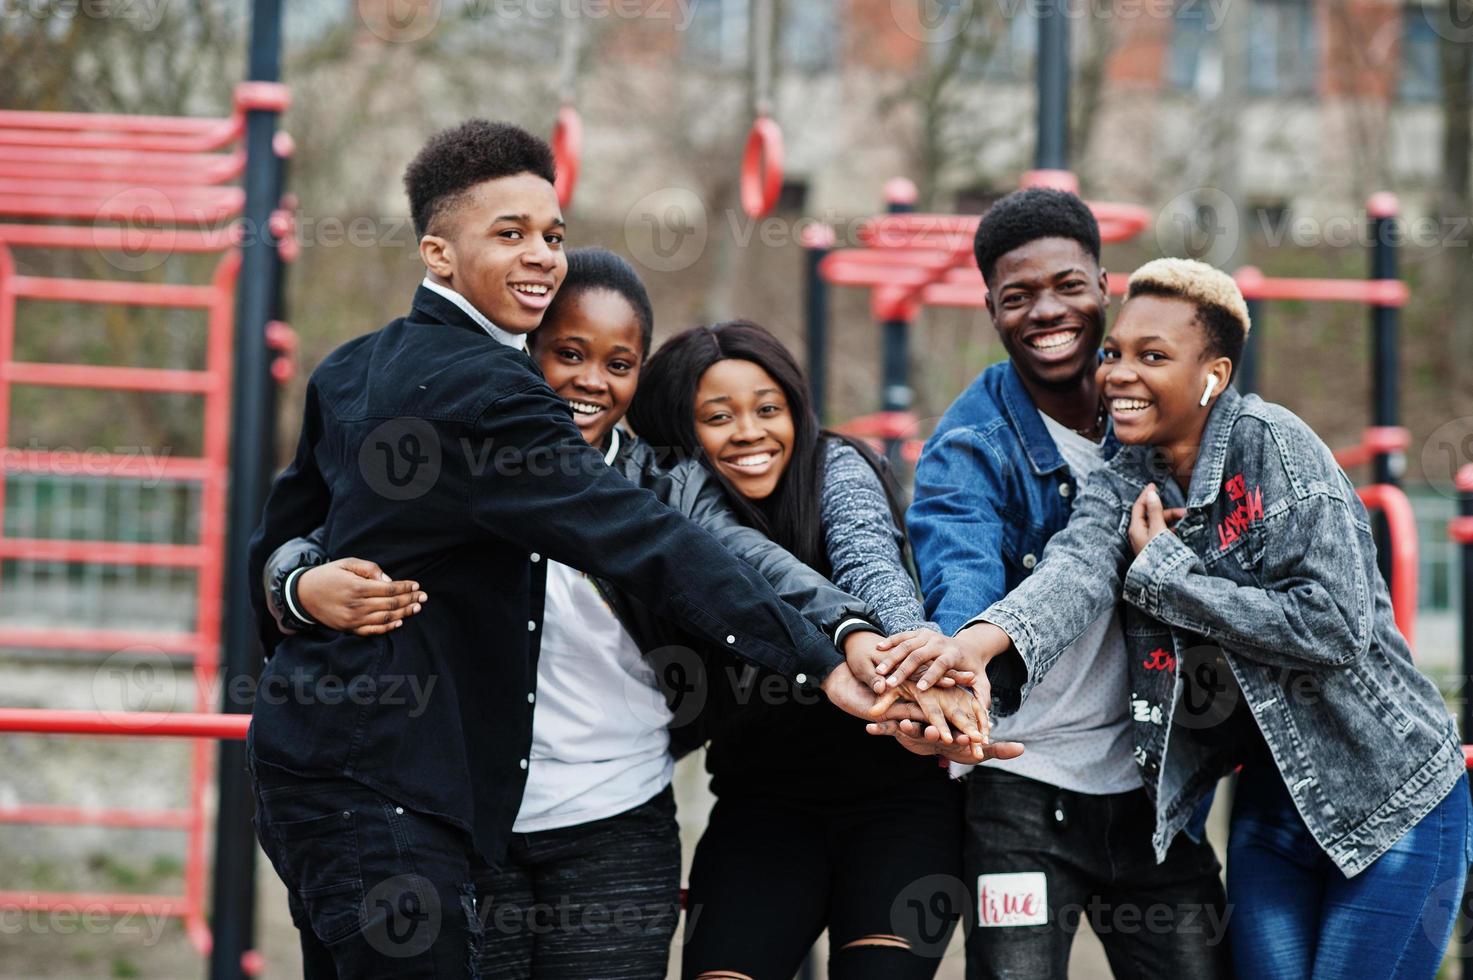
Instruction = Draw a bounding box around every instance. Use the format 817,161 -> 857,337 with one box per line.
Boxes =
820,439 -> 940,635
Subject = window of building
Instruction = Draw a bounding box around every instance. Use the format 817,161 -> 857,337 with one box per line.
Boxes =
686,0 -> 748,69
1165,0 -> 1216,93
1245,0 -> 1318,96
1400,6 -> 1442,102
780,0 -> 837,72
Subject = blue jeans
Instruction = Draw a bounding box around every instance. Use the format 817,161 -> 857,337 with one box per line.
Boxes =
1227,761 -> 1472,980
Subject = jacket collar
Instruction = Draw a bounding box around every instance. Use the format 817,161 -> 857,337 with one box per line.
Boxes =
999,361 -> 1119,474
1001,362 -> 1066,476
1182,384 -> 1243,509
411,281 -> 527,351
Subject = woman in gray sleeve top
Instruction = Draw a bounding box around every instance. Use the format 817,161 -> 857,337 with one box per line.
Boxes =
628,320 -> 1017,980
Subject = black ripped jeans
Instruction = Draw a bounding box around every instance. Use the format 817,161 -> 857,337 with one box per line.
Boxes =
681,779 -> 965,980
251,755 -> 489,979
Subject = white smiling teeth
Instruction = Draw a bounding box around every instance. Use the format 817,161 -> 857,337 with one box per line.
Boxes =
1112,398 -> 1150,411
1029,330 -> 1077,350
512,284 -> 549,295
568,400 -> 605,415
730,453 -> 773,468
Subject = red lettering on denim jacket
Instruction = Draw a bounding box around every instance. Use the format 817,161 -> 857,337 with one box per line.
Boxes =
1217,473 -> 1265,551
1142,648 -> 1175,672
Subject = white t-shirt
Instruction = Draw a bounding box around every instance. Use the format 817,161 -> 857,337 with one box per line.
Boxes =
512,431 -> 674,833
958,411 -> 1140,795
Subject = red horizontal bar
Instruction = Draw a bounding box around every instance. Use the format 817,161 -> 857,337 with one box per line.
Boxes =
0,108 -> 233,135
1235,269 -> 1408,306
0,626 -> 205,656
0,191 -> 240,223
0,178 -> 243,202
5,362 -> 213,394
0,539 -> 206,567
1450,516 -> 1473,545
9,275 -> 224,308
0,804 -> 191,830
0,891 -> 189,917
0,449 -> 216,482
0,224 -> 236,253
0,708 -> 247,739
1333,427 -> 1412,469
0,120 -> 241,154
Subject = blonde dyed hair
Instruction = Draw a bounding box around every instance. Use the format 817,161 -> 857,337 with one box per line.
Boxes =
1125,257 -> 1252,337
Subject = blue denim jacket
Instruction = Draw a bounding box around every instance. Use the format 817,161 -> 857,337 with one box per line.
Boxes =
909,361 -> 1119,636
981,385 -> 1463,876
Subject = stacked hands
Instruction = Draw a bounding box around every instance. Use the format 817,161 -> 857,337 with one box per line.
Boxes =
293,558 -> 1025,764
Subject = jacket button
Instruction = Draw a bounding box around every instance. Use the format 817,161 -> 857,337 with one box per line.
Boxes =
726,635 -> 736,644
527,692 -> 535,704
1022,554 -> 1037,569
530,552 -> 541,563
1059,483 -> 1071,498
527,620 -> 537,632
796,673 -> 808,685
519,758 -> 528,770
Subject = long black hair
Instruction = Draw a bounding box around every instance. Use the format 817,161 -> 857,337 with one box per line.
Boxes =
627,320 -> 907,576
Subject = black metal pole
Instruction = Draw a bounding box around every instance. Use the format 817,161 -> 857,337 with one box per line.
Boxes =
1457,466 -> 1473,972
1035,0 -> 1070,171
210,0 -> 283,977
801,223 -> 834,424
880,180 -> 917,467
1238,297 -> 1263,395
1368,194 -> 1400,588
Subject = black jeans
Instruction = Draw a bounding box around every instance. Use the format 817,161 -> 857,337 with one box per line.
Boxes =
681,781 -> 964,980
476,786 -> 682,979
963,768 -> 1231,980
250,755 -> 489,978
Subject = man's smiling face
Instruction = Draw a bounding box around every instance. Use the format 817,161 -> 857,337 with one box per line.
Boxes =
986,236 -> 1108,391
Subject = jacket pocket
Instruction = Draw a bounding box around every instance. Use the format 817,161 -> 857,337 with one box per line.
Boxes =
268,808 -> 364,944
1346,658 -> 1416,738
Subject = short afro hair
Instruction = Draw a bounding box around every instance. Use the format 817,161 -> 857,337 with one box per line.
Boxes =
531,247 -> 655,357
973,188 -> 1102,285
403,119 -> 556,240
1126,258 -> 1251,373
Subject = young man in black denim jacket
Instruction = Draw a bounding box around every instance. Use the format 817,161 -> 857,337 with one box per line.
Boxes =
899,190 -> 1231,979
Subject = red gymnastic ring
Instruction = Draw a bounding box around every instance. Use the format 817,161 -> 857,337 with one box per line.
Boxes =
552,105 -> 582,209
740,116 -> 784,218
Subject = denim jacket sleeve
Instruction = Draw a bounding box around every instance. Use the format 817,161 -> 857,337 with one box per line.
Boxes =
1122,425 -> 1373,670
673,456 -> 882,641
976,469 -> 1133,714
819,440 -> 935,635
262,526 -> 329,636
908,424 -> 1013,636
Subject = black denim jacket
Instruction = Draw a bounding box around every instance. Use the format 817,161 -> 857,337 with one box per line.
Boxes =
262,428 -> 880,760
246,287 -> 853,864
981,386 -> 1462,876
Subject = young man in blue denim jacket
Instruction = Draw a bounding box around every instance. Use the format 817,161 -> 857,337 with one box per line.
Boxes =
905,190 -> 1231,979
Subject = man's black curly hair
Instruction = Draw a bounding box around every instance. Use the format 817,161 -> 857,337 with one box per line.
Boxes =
972,188 -> 1102,285
530,247 -> 655,356
403,119 -> 557,240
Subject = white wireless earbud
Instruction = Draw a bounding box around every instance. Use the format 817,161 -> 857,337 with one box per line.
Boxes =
1199,375 -> 1219,407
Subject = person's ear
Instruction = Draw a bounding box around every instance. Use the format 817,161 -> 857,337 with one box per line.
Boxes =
419,233 -> 454,281
1201,356 -> 1233,406
983,285 -> 996,323
1097,268 -> 1110,305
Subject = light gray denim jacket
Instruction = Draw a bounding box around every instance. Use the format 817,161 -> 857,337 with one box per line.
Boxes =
979,385 -> 1462,877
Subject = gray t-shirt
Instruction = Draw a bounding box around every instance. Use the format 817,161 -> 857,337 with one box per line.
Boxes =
957,411 -> 1140,795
